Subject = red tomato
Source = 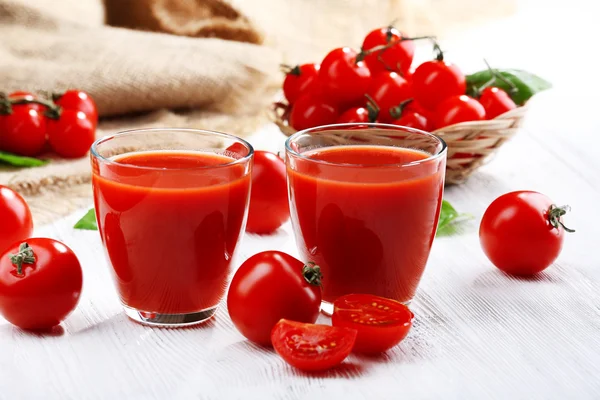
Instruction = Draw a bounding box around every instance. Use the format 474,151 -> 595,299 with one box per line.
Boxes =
362,26 -> 415,76
336,98 -> 379,124
479,87 -> 517,119
271,319 -> 357,371
318,48 -> 372,107
0,186 -> 33,254
289,94 -> 338,131
47,110 -> 95,158
8,91 -> 44,113
412,59 -> 466,111
367,71 -> 412,122
227,251 -> 322,346
0,239 -> 83,330
479,191 -> 575,276
434,95 -> 486,129
332,294 -> 413,353
391,111 -> 430,131
283,63 -> 320,104
246,151 -> 289,234
53,90 -> 98,127
0,106 -> 46,157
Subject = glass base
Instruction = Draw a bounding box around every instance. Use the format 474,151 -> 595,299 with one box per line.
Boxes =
320,298 -> 413,317
123,305 -> 217,328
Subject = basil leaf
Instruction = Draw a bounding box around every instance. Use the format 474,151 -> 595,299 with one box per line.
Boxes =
74,208 -> 98,230
0,151 -> 47,167
466,69 -> 552,106
436,200 -> 470,237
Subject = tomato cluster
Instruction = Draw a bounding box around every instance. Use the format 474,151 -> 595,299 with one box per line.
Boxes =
0,90 -> 98,158
282,26 -> 518,133
227,250 -> 414,371
0,185 -> 82,331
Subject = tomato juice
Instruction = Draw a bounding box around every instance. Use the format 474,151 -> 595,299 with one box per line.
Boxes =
288,145 -> 445,304
92,150 -> 251,315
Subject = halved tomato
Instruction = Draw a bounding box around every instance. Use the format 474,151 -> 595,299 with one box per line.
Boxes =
332,294 -> 413,354
271,319 -> 357,371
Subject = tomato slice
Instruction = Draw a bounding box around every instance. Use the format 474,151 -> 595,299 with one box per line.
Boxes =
332,294 -> 413,354
271,319 -> 357,371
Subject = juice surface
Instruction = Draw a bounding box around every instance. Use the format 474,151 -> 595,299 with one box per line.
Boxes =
288,145 -> 444,303
93,151 -> 250,314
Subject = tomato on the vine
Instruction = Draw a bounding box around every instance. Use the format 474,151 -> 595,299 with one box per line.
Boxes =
362,26 -> 415,76
337,97 -> 379,124
332,294 -> 413,354
271,319 -> 357,371
318,47 -> 372,107
391,111 -> 430,131
53,90 -> 98,127
246,151 -> 289,234
289,94 -> 338,131
412,47 -> 466,111
283,64 -> 320,104
434,95 -> 486,129
227,251 -> 322,346
0,239 -> 83,330
0,186 -> 33,254
0,106 -> 46,157
367,71 -> 412,122
47,110 -> 95,158
479,191 -> 575,276
478,87 -> 517,119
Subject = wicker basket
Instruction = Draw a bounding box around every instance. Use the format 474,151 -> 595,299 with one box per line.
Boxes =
271,102 -> 528,185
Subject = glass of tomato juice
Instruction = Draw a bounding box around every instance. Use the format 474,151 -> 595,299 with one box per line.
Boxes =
91,128 -> 253,327
285,123 -> 447,312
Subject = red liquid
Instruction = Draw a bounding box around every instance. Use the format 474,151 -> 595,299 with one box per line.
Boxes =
92,151 -> 251,314
288,145 -> 445,303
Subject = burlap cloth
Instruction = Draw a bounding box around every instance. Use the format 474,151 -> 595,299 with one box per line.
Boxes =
0,0 -> 515,226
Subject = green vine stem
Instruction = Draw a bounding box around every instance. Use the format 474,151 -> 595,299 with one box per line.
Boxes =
280,64 -> 301,76
548,205 -> 575,233
8,97 -> 62,119
364,94 -> 380,122
9,243 -> 36,276
389,98 -> 414,120
302,261 -> 323,287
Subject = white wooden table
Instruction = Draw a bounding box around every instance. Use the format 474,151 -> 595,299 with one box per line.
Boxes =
2,3 -> 600,399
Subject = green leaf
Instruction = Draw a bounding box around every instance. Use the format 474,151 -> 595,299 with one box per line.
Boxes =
466,68 -> 552,106
74,208 -> 98,230
436,200 -> 471,237
0,151 -> 47,167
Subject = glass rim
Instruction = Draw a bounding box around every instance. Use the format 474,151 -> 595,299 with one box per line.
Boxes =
90,127 -> 254,171
285,123 -> 447,168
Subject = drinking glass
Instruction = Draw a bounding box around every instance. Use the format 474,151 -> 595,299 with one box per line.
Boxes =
285,123 -> 446,313
91,128 -> 253,327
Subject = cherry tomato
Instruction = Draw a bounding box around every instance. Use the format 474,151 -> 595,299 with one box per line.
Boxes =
0,186 -> 33,254
227,251 -> 322,346
479,191 -> 575,276
47,110 -> 95,158
367,71 -> 412,122
289,94 -> 338,131
271,319 -> 357,371
0,239 -> 83,330
479,87 -> 517,119
283,64 -> 320,104
412,59 -> 466,111
8,91 -> 44,113
434,95 -> 486,129
391,111 -> 430,131
0,106 -> 46,157
332,294 -> 413,353
337,107 -> 370,123
53,90 -> 98,127
318,48 -> 372,107
246,151 -> 289,234
362,26 -> 415,76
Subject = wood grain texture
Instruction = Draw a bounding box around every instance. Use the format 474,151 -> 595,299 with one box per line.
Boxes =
1,3 -> 600,399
